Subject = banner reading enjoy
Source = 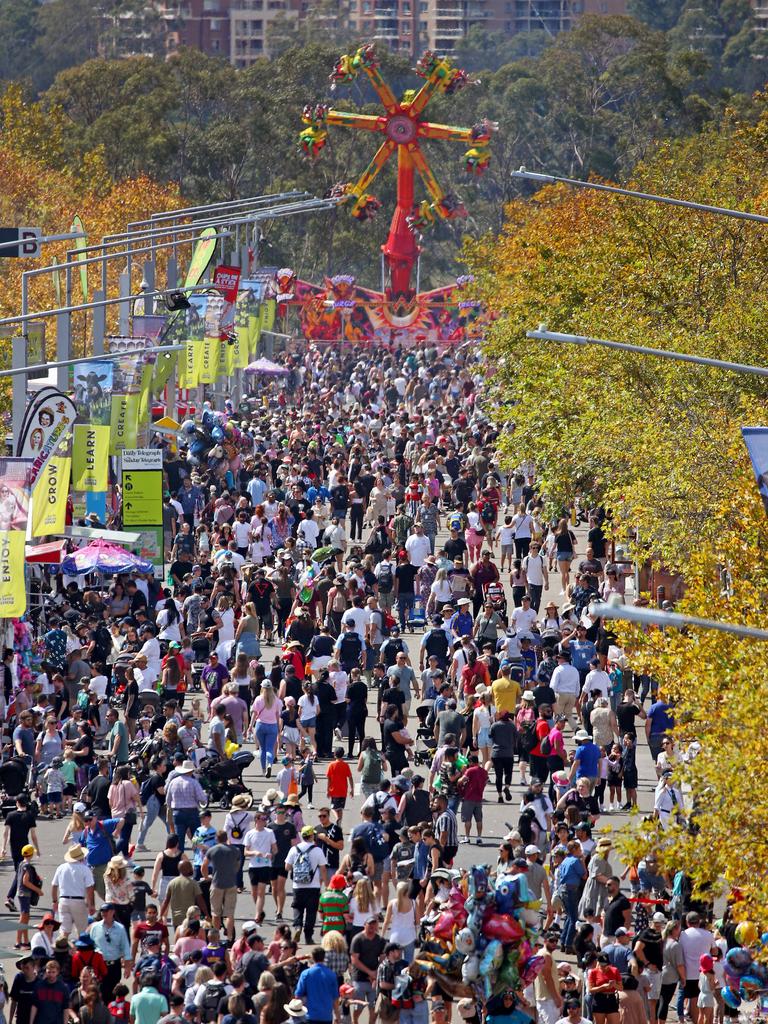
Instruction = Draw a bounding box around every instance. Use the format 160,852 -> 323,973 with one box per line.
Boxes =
72,424 -> 109,491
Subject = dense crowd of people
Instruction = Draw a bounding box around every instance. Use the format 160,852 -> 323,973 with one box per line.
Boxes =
0,343 -> 717,1024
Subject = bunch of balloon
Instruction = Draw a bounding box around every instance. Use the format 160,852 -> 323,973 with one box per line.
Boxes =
411,864 -> 545,1018
721,923 -> 768,1010
178,401 -> 250,488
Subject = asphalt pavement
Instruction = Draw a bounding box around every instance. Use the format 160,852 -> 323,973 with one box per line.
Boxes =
0,521 -> 659,975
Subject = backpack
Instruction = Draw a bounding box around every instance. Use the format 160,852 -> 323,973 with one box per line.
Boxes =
368,791 -> 389,823
539,730 -> 552,757
480,502 -> 495,523
140,776 -> 155,806
361,749 -> 383,786
448,513 -> 463,532
139,955 -> 175,998
377,562 -> 394,594
518,719 -> 538,754
292,843 -> 317,885
200,982 -> 226,1022
365,821 -> 391,862
424,628 -> 449,661
339,633 -> 362,668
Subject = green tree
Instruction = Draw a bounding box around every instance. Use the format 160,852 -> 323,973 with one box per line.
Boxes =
0,0 -> 41,83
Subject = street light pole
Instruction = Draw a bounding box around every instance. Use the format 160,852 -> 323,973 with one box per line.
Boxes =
589,599 -> 768,642
526,327 -> 768,378
510,168 -> 768,226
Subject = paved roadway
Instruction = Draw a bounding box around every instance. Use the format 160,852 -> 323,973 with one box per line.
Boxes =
0,523 -> 658,974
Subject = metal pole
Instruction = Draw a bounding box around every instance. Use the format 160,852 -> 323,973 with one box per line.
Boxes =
527,327 -> 768,378
92,289 -> 106,355
56,312 -> 69,392
0,344 -> 186,379
511,168 -> 768,226
0,230 -> 86,253
589,600 -> 768,642
127,190 -> 310,232
11,337 -> 26,443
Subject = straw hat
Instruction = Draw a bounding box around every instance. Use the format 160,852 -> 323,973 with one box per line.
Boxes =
65,845 -> 85,863
284,1001 -> 307,1019
284,794 -> 301,806
231,793 -> 253,810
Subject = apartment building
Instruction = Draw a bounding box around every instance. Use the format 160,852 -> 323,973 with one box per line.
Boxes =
162,0 -> 298,63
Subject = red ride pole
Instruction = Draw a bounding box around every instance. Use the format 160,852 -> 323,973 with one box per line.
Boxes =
382,144 -> 420,303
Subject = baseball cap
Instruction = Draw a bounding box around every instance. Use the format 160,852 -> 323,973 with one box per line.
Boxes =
615,927 -> 630,937
652,912 -> 668,924
301,825 -> 315,839
525,845 -> 540,856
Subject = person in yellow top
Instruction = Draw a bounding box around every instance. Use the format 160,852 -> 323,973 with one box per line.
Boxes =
492,663 -> 522,714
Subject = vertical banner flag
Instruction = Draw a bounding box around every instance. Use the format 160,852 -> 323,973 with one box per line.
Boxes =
0,458 -> 32,617
32,455 -> 71,537
121,449 -> 164,572
742,427 -> 768,515
109,393 -> 140,456
72,361 -> 113,425
71,215 -> 88,301
199,337 -> 221,384
261,298 -> 276,333
17,389 -> 77,487
72,424 -> 109,491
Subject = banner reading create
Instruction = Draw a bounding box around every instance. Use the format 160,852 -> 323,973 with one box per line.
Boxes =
109,394 -> 140,456
72,424 -> 109,491
32,456 -> 70,537
199,336 -> 221,384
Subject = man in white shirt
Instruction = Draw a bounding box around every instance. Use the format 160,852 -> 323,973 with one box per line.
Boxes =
243,812 -> 277,923
405,524 -> 431,568
285,825 -> 328,945
582,658 -> 611,700
679,911 -> 714,1023
298,514 -> 320,550
138,626 -> 161,686
550,651 -> 581,724
522,543 -> 548,612
51,844 -> 95,938
510,595 -> 538,635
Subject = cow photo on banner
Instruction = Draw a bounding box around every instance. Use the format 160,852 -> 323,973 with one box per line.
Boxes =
72,360 -> 113,425
0,458 -> 32,617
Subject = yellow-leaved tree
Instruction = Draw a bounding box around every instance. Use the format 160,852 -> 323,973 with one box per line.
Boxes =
467,98 -> 768,918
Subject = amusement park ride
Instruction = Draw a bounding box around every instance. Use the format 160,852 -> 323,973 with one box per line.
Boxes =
284,44 -> 497,345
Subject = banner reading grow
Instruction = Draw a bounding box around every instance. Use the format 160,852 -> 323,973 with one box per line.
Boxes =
72,424 -> 109,492
32,456 -> 71,537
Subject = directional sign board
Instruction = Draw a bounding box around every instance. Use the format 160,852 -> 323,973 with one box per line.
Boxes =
121,449 -> 163,527
0,227 -> 42,258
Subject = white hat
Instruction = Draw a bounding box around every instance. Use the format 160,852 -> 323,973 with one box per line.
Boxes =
284,1000 -> 307,1018
457,597 -> 471,606
177,759 -> 196,774
652,912 -> 668,924
525,844 -> 540,856
474,683 -> 488,696
574,729 -> 591,742
521,691 -> 535,702
73,801 -> 87,814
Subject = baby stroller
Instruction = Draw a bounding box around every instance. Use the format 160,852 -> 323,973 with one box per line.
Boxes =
483,579 -> 508,626
0,756 -> 35,819
407,596 -> 426,632
413,701 -> 436,766
198,749 -> 254,808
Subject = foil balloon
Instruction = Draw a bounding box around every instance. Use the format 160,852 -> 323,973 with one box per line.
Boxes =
721,987 -> 741,1010
455,927 -> 476,955
482,913 -> 524,944
462,953 -> 480,983
520,954 -> 546,985
735,921 -> 759,946
726,948 -> 752,974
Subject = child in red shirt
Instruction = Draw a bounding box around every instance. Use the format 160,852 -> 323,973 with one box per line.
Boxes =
325,746 -> 354,824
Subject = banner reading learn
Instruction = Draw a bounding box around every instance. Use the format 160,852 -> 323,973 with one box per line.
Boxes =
72,424 -> 109,491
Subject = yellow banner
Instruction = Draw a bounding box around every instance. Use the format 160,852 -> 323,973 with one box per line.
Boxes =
137,362 -> 153,428
224,338 -> 236,376
72,424 -> 109,491
32,456 -> 70,537
233,326 -> 249,370
0,532 -> 26,617
261,298 -> 276,333
109,394 -> 139,456
248,312 -> 262,355
199,336 -> 221,384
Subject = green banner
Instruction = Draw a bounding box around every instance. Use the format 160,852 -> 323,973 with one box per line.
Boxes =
109,394 -> 140,456
72,424 -> 109,491
184,227 -> 217,288
71,215 -> 88,301
199,336 -> 221,384
153,349 -> 177,392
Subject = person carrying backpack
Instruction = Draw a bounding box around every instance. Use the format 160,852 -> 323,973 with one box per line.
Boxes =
285,825 -> 328,945
375,553 -> 396,613
334,624 -> 364,674
195,963 -> 229,1021
419,618 -> 450,671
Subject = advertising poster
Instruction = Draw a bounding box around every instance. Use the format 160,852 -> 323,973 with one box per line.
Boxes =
72,361 -> 113,426
121,449 -> 163,527
72,424 -> 110,492
32,456 -> 71,537
17,389 -> 77,488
